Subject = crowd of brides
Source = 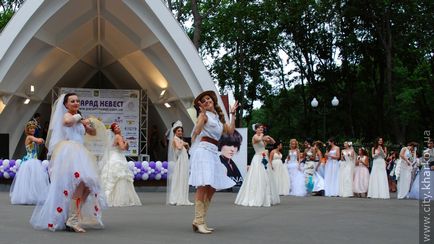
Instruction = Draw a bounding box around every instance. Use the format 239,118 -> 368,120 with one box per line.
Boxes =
236,132 -> 434,208
7,90 -> 434,235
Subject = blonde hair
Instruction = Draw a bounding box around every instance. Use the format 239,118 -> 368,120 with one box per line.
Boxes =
290,139 -> 298,149
24,121 -> 37,135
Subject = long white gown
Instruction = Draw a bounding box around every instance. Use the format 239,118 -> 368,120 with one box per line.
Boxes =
338,150 -> 355,197
271,152 -> 290,195
30,122 -> 105,231
10,142 -> 49,205
324,149 -> 340,197
397,148 -> 412,199
235,140 -> 280,207
287,150 -> 306,197
167,136 -> 193,205
367,149 -> 390,199
101,136 -> 142,207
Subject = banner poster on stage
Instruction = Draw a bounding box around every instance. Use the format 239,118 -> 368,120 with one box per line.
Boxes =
60,88 -> 140,156
218,128 -> 248,187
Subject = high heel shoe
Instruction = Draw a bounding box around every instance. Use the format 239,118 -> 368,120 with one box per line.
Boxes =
192,223 -> 212,234
65,224 -> 86,233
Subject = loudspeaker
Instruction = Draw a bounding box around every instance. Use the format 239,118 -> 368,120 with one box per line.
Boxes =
0,133 -> 9,159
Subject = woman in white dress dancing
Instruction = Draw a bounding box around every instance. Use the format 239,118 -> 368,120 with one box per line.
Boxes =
324,138 -> 340,197
397,142 -> 417,199
235,123 -> 280,206
188,91 -> 238,234
167,121 -> 193,206
367,137 -> 390,199
338,141 -> 355,197
30,93 -> 104,232
10,121 -> 49,205
270,141 -> 290,195
100,123 -> 141,207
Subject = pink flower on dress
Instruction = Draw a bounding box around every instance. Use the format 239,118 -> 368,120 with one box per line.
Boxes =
94,206 -> 99,212
74,172 -> 80,178
48,223 -> 53,228
63,190 -> 68,197
56,207 -> 63,213
261,152 -> 266,157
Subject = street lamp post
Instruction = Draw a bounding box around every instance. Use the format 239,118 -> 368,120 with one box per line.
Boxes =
311,96 -> 339,141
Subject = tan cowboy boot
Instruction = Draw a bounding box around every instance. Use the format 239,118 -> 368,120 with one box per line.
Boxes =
203,200 -> 214,231
66,198 -> 86,233
192,200 -> 212,234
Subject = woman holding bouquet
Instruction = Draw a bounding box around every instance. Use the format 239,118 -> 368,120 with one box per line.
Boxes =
235,123 -> 280,207
367,137 -> 390,199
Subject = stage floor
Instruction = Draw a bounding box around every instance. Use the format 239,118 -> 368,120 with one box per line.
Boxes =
0,191 -> 419,244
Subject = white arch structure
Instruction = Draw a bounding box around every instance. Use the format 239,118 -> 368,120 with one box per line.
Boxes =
0,0 -> 222,157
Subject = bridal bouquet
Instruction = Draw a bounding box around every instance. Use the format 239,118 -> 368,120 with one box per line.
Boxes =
261,152 -> 268,169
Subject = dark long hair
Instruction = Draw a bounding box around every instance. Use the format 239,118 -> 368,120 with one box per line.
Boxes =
373,137 -> 385,151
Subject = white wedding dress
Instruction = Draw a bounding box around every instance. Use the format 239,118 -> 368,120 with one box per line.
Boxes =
367,149 -> 390,199
101,135 -> 142,207
10,141 -> 49,205
235,140 -> 280,207
167,136 -> 193,206
338,150 -> 355,197
30,121 -> 105,231
397,148 -> 413,199
271,152 -> 290,195
324,149 -> 340,197
287,150 -> 306,196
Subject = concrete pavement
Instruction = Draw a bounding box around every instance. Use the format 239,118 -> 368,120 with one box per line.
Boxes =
0,190 -> 418,244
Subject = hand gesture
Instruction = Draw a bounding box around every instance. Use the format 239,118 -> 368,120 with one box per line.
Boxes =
197,100 -> 207,115
229,101 -> 239,115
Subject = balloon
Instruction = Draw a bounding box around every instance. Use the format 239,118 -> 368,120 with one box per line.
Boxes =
135,161 -> 142,168
9,172 -> 15,179
154,173 -> 162,180
128,161 -> 135,168
149,161 -> 156,169
2,160 -> 9,167
3,171 -> 10,179
161,174 -> 167,180
134,173 -> 142,180
15,159 -> 22,166
9,160 -> 15,166
156,161 -> 162,170
141,161 -> 149,168
162,161 -> 168,169
0,165 -> 4,172
141,173 -> 149,181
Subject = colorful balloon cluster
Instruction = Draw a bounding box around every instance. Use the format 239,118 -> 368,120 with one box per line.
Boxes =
0,159 -> 168,181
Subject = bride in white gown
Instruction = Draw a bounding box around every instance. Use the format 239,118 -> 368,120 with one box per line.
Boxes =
338,141 -> 355,197
368,137 -> 390,199
235,123 -> 280,207
396,142 -> 417,199
100,123 -> 141,207
166,121 -> 193,206
30,93 -> 104,232
270,141 -> 290,195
